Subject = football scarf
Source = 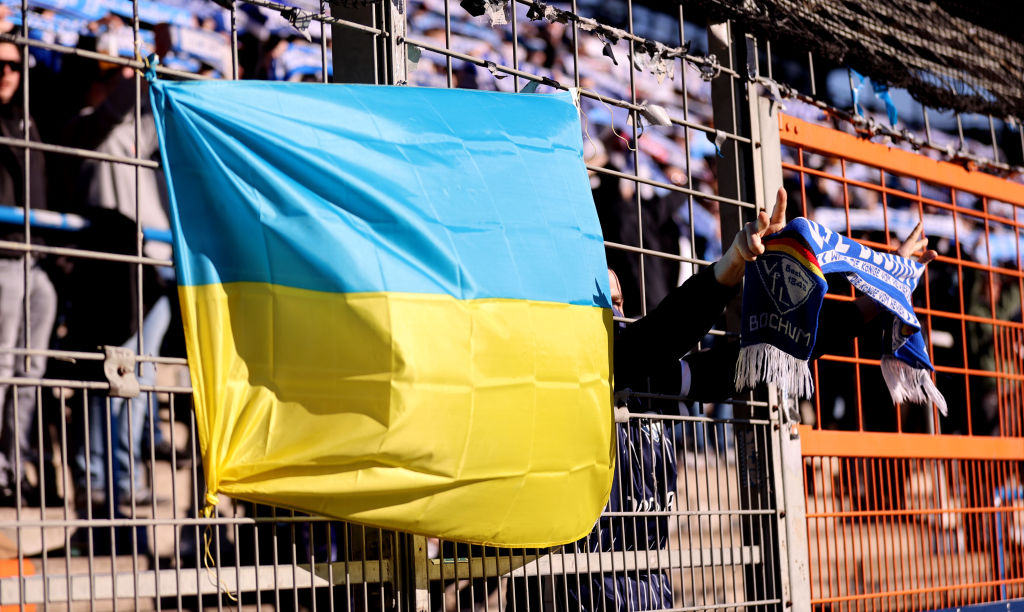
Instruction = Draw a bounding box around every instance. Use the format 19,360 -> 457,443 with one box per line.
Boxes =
735,217 -> 947,415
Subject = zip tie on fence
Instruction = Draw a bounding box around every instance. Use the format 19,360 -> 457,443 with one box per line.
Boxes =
524,0 -> 544,21
240,0 -> 721,87
240,0 -> 387,38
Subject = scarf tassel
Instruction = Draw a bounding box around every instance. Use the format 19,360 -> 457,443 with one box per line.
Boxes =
736,343 -> 815,400
880,355 -> 948,416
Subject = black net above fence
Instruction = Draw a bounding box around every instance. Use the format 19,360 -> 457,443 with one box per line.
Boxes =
685,0 -> 1024,119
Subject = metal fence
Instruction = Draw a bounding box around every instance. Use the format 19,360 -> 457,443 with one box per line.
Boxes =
0,0 -> 1019,610
0,1 -> 788,609
781,112 -> 1024,609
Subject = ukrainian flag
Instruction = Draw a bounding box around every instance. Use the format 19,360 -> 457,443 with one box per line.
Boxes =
150,81 -> 614,547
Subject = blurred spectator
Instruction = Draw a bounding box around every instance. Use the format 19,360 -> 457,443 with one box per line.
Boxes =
966,265 -> 1021,436
592,128 -> 680,316
61,27 -> 174,510
0,39 -> 57,504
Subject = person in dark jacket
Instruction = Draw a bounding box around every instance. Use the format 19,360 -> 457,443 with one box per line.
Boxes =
0,40 -> 57,504
565,188 -> 934,611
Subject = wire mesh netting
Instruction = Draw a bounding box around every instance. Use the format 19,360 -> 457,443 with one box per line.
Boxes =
687,0 -> 1024,118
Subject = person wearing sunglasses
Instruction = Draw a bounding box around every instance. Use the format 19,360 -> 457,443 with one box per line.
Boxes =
0,40 -> 58,506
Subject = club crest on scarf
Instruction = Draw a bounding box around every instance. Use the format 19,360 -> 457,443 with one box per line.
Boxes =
756,246 -> 819,315
736,217 -> 947,416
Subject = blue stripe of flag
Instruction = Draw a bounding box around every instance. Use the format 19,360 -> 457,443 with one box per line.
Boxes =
151,82 -> 610,309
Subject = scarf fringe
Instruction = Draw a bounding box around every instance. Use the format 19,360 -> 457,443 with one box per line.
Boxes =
736,343 -> 814,400
880,355 -> 948,416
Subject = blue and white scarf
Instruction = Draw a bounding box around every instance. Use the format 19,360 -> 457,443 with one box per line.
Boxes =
735,217 -> 947,415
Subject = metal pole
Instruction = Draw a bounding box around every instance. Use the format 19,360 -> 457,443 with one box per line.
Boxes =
709,18 -> 786,610
756,94 -> 810,610
330,0 -> 407,85
327,4 -> 408,608
708,20 -> 750,334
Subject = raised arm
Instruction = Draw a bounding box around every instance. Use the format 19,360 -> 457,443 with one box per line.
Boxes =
614,189 -> 788,394
713,188 -> 789,286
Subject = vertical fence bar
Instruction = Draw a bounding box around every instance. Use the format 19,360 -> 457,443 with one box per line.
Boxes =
756,95 -> 808,611
709,18 -> 786,609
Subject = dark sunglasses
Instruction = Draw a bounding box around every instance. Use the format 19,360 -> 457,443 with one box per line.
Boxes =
0,60 -> 20,73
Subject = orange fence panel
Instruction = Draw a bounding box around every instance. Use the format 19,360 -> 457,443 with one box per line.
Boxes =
781,113 -> 1024,610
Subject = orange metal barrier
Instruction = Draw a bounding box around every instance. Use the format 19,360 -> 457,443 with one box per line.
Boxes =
780,113 -> 1024,609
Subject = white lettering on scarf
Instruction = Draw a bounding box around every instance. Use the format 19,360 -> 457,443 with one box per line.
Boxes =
847,274 -> 921,328
793,218 -> 923,328
749,313 -> 813,347
799,220 -> 920,288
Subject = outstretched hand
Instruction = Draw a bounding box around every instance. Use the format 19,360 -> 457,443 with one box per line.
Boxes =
844,219 -> 938,325
714,187 -> 788,286
895,221 -> 937,266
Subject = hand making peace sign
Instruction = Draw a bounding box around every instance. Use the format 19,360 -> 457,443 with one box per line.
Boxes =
714,187 -> 788,286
